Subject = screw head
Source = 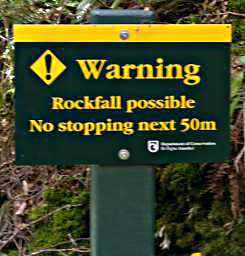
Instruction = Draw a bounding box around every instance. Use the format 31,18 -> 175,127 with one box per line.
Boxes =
118,149 -> 130,160
120,30 -> 129,40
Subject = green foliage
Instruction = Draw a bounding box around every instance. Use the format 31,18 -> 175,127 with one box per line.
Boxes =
228,0 -> 245,42
155,163 -> 245,256
28,187 -> 90,255
232,46 -> 245,57
199,220 -> 245,256
230,71 -> 244,118
232,46 -> 245,56
156,164 -> 208,255
6,251 -> 18,256
228,0 -> 245,12
0,251 -> 18,256
240,56 -> 245,64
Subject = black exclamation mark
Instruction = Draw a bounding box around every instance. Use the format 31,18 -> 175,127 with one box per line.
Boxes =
45,54 -> 52,80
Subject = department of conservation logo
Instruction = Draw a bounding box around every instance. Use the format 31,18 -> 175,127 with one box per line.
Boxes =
147,140 -> 160,153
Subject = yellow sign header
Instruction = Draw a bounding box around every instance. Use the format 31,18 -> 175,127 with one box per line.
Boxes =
14,24 -> 232,43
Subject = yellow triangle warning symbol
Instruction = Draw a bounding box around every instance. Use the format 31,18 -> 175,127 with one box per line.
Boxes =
30,50 -> 66,86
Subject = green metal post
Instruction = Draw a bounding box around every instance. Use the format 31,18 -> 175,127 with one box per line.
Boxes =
91,166 -> 155,256
90,10 -> 155,256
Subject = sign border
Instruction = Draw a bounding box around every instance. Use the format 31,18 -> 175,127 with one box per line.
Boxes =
14,24 -> 232,43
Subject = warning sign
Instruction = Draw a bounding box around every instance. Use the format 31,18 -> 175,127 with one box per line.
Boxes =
14,24 -> 231,165
30,50 -> 66,85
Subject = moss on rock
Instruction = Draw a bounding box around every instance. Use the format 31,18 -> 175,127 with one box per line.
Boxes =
28,187 -> 90,255
155,163 -> 245,256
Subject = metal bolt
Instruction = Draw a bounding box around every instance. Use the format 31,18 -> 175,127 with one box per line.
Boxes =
120,30 -> 129,40
118,149 -> 130,160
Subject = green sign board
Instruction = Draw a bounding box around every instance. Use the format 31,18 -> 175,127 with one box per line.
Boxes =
14,24 -> 231,165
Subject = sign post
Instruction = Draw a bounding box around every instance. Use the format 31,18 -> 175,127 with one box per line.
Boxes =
14,11 -> 231,256
90,10 -> 155,256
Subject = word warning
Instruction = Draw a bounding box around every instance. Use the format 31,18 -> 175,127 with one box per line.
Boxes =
14,24 -> 231,164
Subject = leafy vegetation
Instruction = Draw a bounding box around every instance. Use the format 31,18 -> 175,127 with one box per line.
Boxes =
0,0 -> 244,255
28,187 -> 90,255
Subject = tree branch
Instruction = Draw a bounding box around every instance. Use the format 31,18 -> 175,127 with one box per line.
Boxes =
0,204 -> 83,251
228,12 -> 245,18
